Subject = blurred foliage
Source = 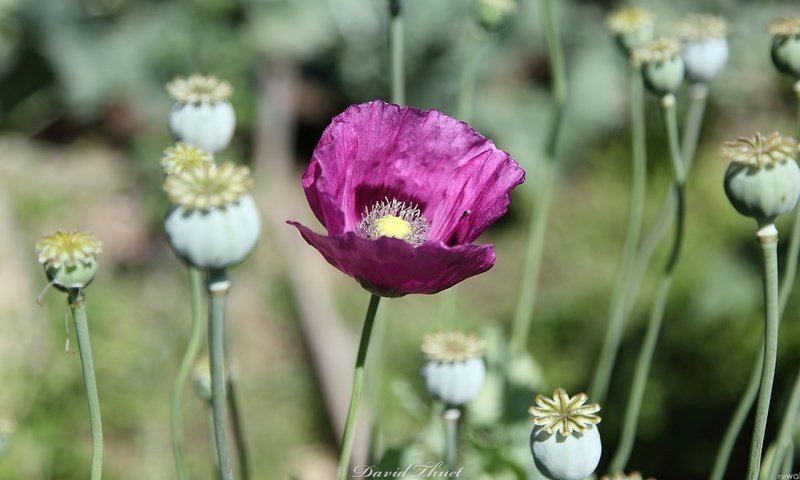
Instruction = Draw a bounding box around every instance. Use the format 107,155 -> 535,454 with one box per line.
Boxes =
2,0 -> 800,479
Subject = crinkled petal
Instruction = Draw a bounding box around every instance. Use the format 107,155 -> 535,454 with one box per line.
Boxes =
289,222 -> 496,297
303,101 -> 524,244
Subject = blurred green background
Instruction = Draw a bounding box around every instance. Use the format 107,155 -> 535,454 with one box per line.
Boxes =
1,0 -> 800,478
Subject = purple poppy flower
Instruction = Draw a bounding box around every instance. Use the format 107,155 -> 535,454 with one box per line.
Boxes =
289,100 -> 525,297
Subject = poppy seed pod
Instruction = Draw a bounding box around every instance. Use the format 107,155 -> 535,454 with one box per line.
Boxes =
606,7 -> 654,56
676,15 -> 729,84
722,132 -> 800,225
164,162 -> 261,269
421,331 -> 486,406
167,74 -> 236,153
634,38 -> 685,96
529,389 -> 602,480
769,17 -> 800,78
36,231 -> 102,292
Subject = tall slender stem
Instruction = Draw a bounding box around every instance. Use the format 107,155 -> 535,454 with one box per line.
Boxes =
338,294 -> 382,480
609,95 -> 685,472
681,83 -> 709,173
509,0 -> 566,356
456,28 -> 484,122
171,267 -> 205,480
765,82 -> 800,479
208,269 -> 234,480
711,81 -> 800,480
389,0 -> 404,106
590,62 -> 647,403
746,225 -> 780,480
69,293 -> 104,480
228,378 -> 250,480
767,370 -> 800,479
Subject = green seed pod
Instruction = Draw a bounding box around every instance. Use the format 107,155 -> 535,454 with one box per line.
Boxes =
769,18 -> 800,78
420,331 -> 486,407
676,14 -> 729,84
606,7 -> 655,56
36,231 -> 102,292
529,389 -> 602,480
634,38 -> 685,96
166,74 -> 236,153
163,162 -> 261,269
722,132 -> 800,225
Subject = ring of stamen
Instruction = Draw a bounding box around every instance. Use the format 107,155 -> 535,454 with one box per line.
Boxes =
358,197 -> 429,246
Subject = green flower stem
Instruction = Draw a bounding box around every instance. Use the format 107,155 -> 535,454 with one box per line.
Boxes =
681,83 -> 709,173
510,0 -> 566,357
171,267 -> 205,480
208,269 -> 234,480
746,225 -> 780,480
589,62 -> 647,404
338,294 -> 382,480
609,94 -> 685,472
69,292 -> 104,480
709,354 -> 762,480
443,408 -> 461,470
389,0 -> 404,106
228,377 -> 250,480
206,404 -> 221,479
456,27 -> 485,122
710,82 -> 800,480
767,370 -> 800,479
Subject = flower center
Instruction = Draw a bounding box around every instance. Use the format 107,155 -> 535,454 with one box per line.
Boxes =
358,197 -> 429,246
374,215 -> 412,239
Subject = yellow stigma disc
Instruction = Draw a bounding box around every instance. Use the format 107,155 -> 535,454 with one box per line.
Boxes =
374,215 -> 412,240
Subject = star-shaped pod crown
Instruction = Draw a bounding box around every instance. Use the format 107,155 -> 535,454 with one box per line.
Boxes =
161,143 -> 214,176
164,162 -> 254,211
676,14 -> 727,40
721,132 -> 798,168
36,231 -> 102,268
422,331 -> 485,362
632,38 -> 682,66
607,7 -> 653,36
769,17 -> 800,37
167,74 -> 233,103
528,388 -> 601,436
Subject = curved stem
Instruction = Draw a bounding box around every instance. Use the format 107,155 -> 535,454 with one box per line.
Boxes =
681,83 -> 709,173
171,267 -> 205,480
509,0 -> 566,356
590,62 -> 647,404
338,294 -> 382,480
746,226 -> 780,480
208,269 -> 234,480
69,293 -> 104,480
609,96 -> 685,472
389,0 -> 404,106
443,408 -> 461,470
